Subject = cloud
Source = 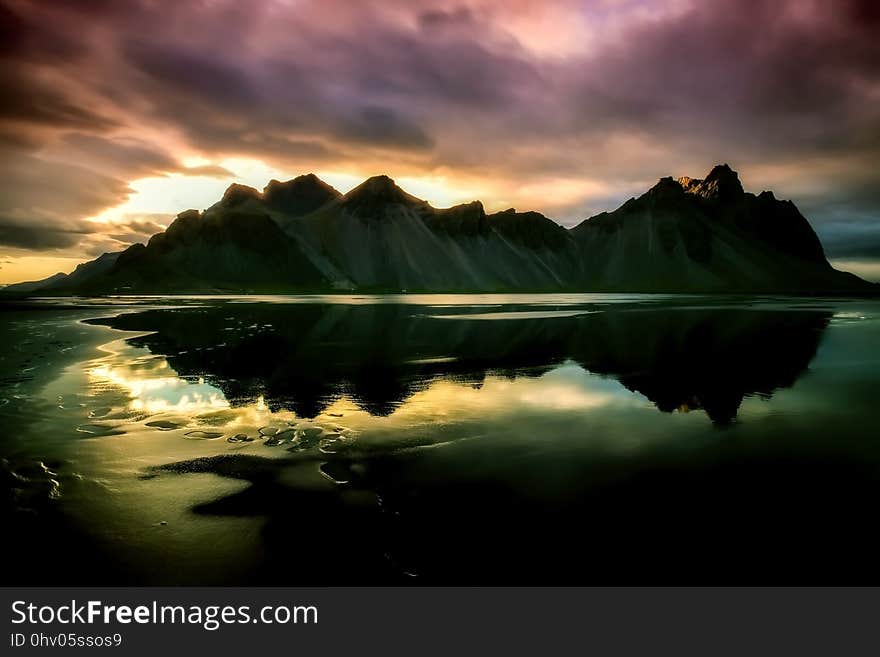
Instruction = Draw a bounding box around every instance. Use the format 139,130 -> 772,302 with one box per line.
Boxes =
418,6 -> 475,31
0,220 -> 89,249
55,133 -> 178,176
46,134 -> 237,179
76,213 -> 172,256
105,213 -> 170,238
123,39 -> 260,110
0,69 -> 119,146
338,106 -> 434,149
817,222 -> 880,260
0,147 -> 132,250
182,164 -> 235,178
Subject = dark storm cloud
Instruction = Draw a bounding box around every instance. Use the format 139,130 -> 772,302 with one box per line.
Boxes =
0,70 -> 118,134
338,106 -> 434,149
0,1 -> 27,56
82,213 -> 172,256
105,217 -> 169,243
418,6 -> 475,31
4,0 -> 879,160
60,133 -> 178,175
115,26 -> 463,155
800,180 -> 880,261
124,40 -> 260,109
0,151 -> 131,215
0,148 -> 131,250
556,0 -> 880,170
0,210 -> 170,254
326,24 -> 543,109
57,134 -> 235,178
819,224 -> 880,260
0,220 -> 89,249
0,0 -> 91,62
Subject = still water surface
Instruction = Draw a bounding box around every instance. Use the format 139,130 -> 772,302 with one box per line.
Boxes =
2,294 -> 878,583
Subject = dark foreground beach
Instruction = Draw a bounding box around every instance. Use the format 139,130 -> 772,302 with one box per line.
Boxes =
2,294 -> 879,584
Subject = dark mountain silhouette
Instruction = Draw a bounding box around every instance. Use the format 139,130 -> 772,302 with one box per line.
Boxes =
282,174 -> 577,290
570,164 -> 856,292
263,173 -> 342,216
2,271 -> 67,294
2,251 -> 120,294
340,174 -> 430,216
65,207 -> 328,294
86,300 -> 830,425
8,164 -> 877,295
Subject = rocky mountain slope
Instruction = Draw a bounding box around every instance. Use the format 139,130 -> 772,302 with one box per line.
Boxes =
570,164 -> 860,293
6,165 -> 876,295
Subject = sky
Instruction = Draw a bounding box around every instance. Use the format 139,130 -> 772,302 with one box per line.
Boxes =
1,0 -> 879,284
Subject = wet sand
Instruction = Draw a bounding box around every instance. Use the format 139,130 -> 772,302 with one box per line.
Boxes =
2,295 -> 880,584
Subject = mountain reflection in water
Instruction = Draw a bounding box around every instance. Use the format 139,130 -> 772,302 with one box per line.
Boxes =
88,301 -> 830,425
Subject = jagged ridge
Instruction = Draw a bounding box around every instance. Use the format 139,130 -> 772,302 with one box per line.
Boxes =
5,166 -> 876,296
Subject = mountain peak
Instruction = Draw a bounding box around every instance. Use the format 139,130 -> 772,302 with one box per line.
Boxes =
680,163 -> 744,201
221,183 -> 261,207
647,176 -> 687,201
704,163 -> 742,187
706,162 -> 737,179
348,175 -> 403,197
154,208 -> 201,245
263,173 -> 341,216
176,208 -> 201,221
263,173 -> 337,195
342,175 -> 429,216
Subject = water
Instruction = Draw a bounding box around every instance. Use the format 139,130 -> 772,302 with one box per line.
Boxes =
1,294 -> 879,584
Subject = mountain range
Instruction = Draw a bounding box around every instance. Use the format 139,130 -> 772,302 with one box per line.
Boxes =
5,164 -> 876,295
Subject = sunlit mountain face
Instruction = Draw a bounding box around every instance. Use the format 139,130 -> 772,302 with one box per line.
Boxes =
1,0 -> 880,284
